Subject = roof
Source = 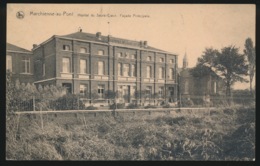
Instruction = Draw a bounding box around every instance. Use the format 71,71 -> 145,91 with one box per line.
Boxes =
59,31 -> 176,54
6,43 -> 31,53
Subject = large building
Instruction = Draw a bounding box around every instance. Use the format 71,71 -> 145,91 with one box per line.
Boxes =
6,43 -> 34,83
30,30 -> 179,105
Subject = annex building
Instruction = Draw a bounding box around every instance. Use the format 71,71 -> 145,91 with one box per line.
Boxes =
7,30 -> 179,106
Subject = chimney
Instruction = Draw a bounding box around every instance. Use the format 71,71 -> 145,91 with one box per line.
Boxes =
143,41 -> 148,48
96,32 -> 102,40
108,35 -> 112,43
140,41 -> 143,48
33,44 -> 38,49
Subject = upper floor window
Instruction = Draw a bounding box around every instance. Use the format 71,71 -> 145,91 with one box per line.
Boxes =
147,56 -> 152,61
98,50 -> 104,55
98,61 -> 104,75
146,66 -> 151,78
62,57 -> 70,73
159,67 -> 164,79
98,85 -> 105,98
159,57 -> 164,63
6,55 -> 12,72
170,59 -> 175,64
21,56 -> 30,73
80,59 -> 87,74
131,64 -> 136,77
125,53 -> 130,59
169,68 -> 174,80
63,45 -> 70,51
123,64 -> 130,77
79,47 -> 87,53
118,63 -> 122,76
117,52 -> 123,58
80,84 -> 88,96
131,54 -> 136,59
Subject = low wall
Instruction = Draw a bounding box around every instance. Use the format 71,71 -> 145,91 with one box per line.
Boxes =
14,107 -> 219,127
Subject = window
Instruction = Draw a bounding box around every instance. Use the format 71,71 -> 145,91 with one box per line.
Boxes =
98,85 -> 105,98
117,52 -> 123,58
159,67 -> 164,79
131,64 -> 136,77
21,56 -> 30,73
147,56 -> 152,61
62,83 -> 72,94
146,66 -> 151,78
63,45 -> 70,51
6,55 -> 12,72
98,61 -> 104,75
80,84 -> 88,96
131,54 -> 136,59
125,52 -> 130,59
159,87 -> 164,98
159,58 -> 164,63
123,64 -> 130,76
43,63 -> 45,76
118,63 -> 122,76
80,59 -> 87,74
80,47 -> 87,53
98,50 -> 104,55
170,59 -> 175,64
169,68 -> 174,80
146,86 -> 152,97
62,58 -> 70,73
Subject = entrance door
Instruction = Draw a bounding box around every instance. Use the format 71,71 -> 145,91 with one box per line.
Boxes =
168,87 -> 174,102
123,85 -> 130,103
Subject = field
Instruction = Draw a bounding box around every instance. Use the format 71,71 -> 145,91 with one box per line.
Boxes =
6,106 -> 255,160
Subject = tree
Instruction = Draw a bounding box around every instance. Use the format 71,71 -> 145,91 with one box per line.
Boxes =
244,38 -> 255,95
215,46 -> 248,96
192,46 -> 248,97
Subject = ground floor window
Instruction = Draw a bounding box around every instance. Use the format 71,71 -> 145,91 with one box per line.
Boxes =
79,84 -> 88,96
98,85 -> 105,98
62,83 -> 72,94
159,86 -> 164,98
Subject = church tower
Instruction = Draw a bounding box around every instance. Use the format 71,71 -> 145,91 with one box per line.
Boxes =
183,52 -> 188,69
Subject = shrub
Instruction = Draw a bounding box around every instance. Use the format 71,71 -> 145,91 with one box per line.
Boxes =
54,94 -> 85,110
144,105 -> 157,109
109,103 -> 125,109
126,103 -> 140,109
181,98 -> 194,107
86,106 -> 98,110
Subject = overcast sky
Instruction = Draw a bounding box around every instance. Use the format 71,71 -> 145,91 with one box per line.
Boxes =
7,4 -> 255,89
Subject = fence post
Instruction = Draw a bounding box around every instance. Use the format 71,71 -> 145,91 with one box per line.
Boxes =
40,106 -> 43,130
33,96 -> 35,111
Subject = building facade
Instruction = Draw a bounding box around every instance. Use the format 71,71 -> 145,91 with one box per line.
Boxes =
31,30 -> 178,105
6,43 -> 34,83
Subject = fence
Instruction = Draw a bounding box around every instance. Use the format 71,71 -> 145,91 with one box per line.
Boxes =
7,94 -> 255,112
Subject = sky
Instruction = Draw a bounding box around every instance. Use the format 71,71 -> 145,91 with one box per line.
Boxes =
7,4 -> 255,89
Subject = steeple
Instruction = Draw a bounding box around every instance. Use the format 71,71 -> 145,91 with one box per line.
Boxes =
183,51 -> 188,69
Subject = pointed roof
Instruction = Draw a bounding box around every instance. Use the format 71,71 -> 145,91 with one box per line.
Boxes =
60,31 -> 176,54
6,43 -> 31,53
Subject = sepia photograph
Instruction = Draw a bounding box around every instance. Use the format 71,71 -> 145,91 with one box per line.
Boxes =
6,4 -> 255,161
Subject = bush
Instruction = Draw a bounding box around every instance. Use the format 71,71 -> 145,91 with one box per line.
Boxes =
126,103 -> 140,109
181,98 -> 194,107
144,105 -> 157,109
54,94 -> 85,110
86,106 -> 98,110
109,103 -> 125,109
